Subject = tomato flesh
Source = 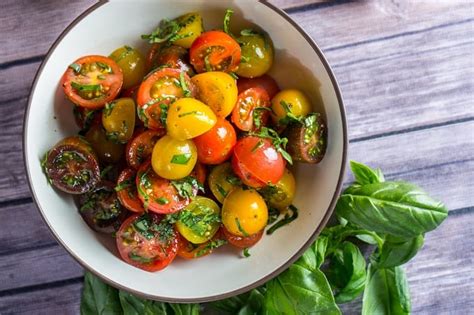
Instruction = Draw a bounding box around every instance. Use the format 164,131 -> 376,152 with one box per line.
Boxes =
116,214 -> 178,272
190,31 -> 241,73
61,55 -> 123,109
116,168 -> 145,213
231,87 -> 271,132
126,130 -> 163,170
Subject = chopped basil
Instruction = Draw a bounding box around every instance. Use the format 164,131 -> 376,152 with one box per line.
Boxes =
68,63 -> 81,74
240,55 -> 250,63
179,72 -> 192,97
251,139 -> 265,153
243,248 -> 251,257
204,54 -> 212,72
115,179 -> 132,192
171,176 -> 204,199
241,29 -> 259,36
97,74 -> 106,80
113,45 -> 134,63
141,18 -> 181,44
250,127 -> 293,165
71,81 -> 102,92
223,8 -> 234,34
103,102 -> 115,117
235,218 -> 250,237
279,100 -> 302,125
128,252 -> 154,264
195,239 -> 228,257
178,111 -> 201,118
267,207 -> 280,225
96,61 -> 112,73
170,153 -> 192,165
226,175 -> 242,186
156,197 -> 169,205
179,207 -> 221,237
159,103 -> 168,126
40,151 -> 52,185
229,72 -> 239,80
216,184 -> 228,197
267,205 -> 299,235
100,165 -> 114,178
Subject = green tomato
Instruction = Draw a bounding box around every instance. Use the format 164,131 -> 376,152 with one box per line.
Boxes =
236,32 -> 274,78
151,135 -> 197,180
176,196 -> 221,244
208,162 -> 240,203
109,46 -> 146,89
102,97 -> 135,143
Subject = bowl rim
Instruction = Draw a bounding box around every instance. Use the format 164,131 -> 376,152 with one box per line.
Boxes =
23,0 -> 348,303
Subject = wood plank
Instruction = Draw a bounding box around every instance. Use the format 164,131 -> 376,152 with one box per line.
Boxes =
1,210 -> 471,314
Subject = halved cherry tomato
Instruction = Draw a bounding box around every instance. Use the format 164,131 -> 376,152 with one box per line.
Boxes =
191,162 -> 207,185
194,118 -> 236,165
260,168 -> 296,210
116,213 -> 178,272
126,130 -> 163,170
43,136 -> 100,194
116,168 -> 145,213
271,89 -> 312,124
232,136 -> 285,187
147,44 -> 194,75
221,188 -> 268,236
61,55 -> 123,109
136,160 -> 191,213
237,74 -> 280,99
236,32 -> 274,78
190,31 -> 241,73
102,97 -> 136,143
172,12 -> 204,48
222,226 -> 264,249
109,46 -> 146,89
77,181 -> 128,234
231,156 -> 266,188
191,72 -> 238,118
231,87 -> 271,132
136,68 -> 196,130
84,124 -> 125,164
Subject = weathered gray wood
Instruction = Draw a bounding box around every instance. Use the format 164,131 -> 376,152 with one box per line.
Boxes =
0,210 -> 471,314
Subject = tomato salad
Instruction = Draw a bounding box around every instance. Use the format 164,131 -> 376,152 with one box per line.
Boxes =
41,9 -> 327,272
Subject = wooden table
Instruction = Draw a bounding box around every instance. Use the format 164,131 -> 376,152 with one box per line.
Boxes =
1,0 -> 473,313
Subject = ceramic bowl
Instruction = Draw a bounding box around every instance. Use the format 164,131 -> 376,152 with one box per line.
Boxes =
24,0 -> 347,302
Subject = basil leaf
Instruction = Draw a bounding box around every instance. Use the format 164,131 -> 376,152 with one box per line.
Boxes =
362,265 -> 411,315
264,245 -> 341,314
119,290 -> 199,315
210,288 -> 265,314
168,304 -> 200,315
81,272 -> 123,315
336,181 -> 448,238
350,160 -> 385,185
314,235 -> 329,268
71,81 -> 102,92
170,153 -> 192,165
374,234 -> 424,268
326,241 -> 367,304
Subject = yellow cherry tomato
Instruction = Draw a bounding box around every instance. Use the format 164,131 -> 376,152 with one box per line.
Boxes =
151,135 -> 197,180
222,188 -> 268,236
271,89 -> 312,124
261,168 -> 296,210
102,97 -> 135,143
208,163 -> 241,203
173,12 -> 204,48
176,197 -> 220,244
166,98 -> 217,140
191,72 -> 238,118
236,32 -> 274,78
109,46 -> 146,89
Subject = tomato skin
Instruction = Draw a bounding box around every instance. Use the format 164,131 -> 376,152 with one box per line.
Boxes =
44,136 -> 100,194
151,135 -> 198,180
136,160 -> 190,214
194,118 -> 237,165
84,124 -> 125,164
271,89 -> 312,124
146,44 -> 194,75
191,72 -> 238,118
208,162 -> 240,203
166,98 -> 217,141
260,168 -> 296,210
222,226 -> 263,249
61,55 -> 123,109
231,87 -> 271,132
221,188 -> 268,236
232,136 -> 285,187
191,162 -> 207,185
116,214 -> 178,272
190,31 -> 241,73
231,155 -> 266,188
237,75 -> 280,99
126,130 -> 163,170
102,97 -> 136,143
236,33 -> 274,78
136,68 -> 196,130
177,229 -> 226,260
116,168 -> 145,213
109,46 -> 146,89
172,12 -> 204,48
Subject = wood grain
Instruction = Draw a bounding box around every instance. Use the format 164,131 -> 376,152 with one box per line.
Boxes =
1,210 -> 471,314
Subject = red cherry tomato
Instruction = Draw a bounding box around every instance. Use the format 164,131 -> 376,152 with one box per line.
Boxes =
147,44 -> 194,75
126,130 -> 163,170
136,161 -> 191,214
136,68 -> 196,130
116,168 -> 145,213
237,74 -> 280,99
116,214 -> 178,272
194,118 -> 237,165
222,226 -> 264,248
61,55 -> 123,109
190,31 -> 241,73
231,87 -> 271,132
190,162 -> 207,185
232,136 -> 285,187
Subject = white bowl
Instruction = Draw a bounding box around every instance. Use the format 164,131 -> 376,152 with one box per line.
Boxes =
24,0 -> 347,302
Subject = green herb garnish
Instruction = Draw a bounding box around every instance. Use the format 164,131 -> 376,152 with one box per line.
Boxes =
68,63 -> 81,74
267,205 -> 298,235
171,176 -> 205,199
179,71 -> 192,97
250,127 -> 293,164
243,248 -> 251,258
71,81 -> 102,92
223,9 -> 233,34
235,218 -> 250,237
170,153 -> 192,165
115,179 -> 132,192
